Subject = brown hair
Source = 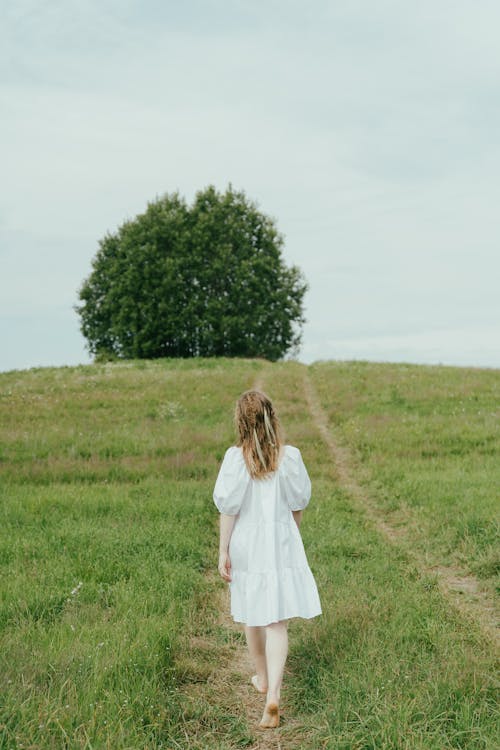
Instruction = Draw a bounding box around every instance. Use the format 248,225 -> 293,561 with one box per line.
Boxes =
235,390 -> 283,479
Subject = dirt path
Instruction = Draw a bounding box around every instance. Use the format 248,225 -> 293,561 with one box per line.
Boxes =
180,576 -> 296,749
180,370 -> 307,748
303,371 -> 499,650
209,584 -> 306,750
212,371 -> 305,747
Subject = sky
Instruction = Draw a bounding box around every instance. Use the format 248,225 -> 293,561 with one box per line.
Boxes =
1,0 -> 499,371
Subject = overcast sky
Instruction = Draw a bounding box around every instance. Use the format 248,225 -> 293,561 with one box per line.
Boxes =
2,0 -> 499,372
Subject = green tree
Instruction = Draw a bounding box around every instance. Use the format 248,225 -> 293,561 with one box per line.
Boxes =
76,185 -> 307,360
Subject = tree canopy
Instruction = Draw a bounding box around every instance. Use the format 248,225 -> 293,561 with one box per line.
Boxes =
76,185 -> 307,361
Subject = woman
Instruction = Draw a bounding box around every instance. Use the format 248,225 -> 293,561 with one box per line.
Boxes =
213,390 -> 321,728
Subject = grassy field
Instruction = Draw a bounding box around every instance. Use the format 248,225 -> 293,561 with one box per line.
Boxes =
0,358 -> 498,749
309,361 -> 499,592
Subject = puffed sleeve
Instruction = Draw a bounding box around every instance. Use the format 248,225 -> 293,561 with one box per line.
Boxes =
213,447 -> 250,515
279,446 -> 312,511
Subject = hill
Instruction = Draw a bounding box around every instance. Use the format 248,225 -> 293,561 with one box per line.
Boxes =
0,358 -> 498,749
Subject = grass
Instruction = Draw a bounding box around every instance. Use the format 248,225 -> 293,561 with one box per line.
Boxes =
0,357 -> 498,749
308,361 -> 500,593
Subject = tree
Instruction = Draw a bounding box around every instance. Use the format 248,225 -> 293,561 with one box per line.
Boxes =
76,185 -> 308,361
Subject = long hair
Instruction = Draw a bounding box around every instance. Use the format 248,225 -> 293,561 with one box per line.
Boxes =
235,390 -> 283,479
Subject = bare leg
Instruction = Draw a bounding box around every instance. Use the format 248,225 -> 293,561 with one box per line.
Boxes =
259,620 -> 288,728
244,625 -> 268,693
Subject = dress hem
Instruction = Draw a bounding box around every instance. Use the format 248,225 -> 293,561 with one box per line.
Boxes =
231,609 -> 322,627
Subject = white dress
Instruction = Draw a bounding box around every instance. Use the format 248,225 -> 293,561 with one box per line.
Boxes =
213,444 -> 322,626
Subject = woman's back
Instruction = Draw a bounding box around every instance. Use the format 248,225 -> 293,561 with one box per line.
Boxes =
214,443 -> 321,626
215,444 -> 310,521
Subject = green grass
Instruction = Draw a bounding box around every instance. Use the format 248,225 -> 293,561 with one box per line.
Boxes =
0,358 -> 498,749
308,361 -> 500,593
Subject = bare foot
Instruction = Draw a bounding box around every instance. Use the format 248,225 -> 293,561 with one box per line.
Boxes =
259,702 -> 280,729
251,675 -> 267,694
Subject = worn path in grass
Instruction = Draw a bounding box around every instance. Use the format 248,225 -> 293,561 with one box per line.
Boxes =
181,371 -> 307,749
303,371 -> 499,649
179,575 -> 306,750
200,583 -> 305,750
213,369 -> 295,750
209,375 -> 305,749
